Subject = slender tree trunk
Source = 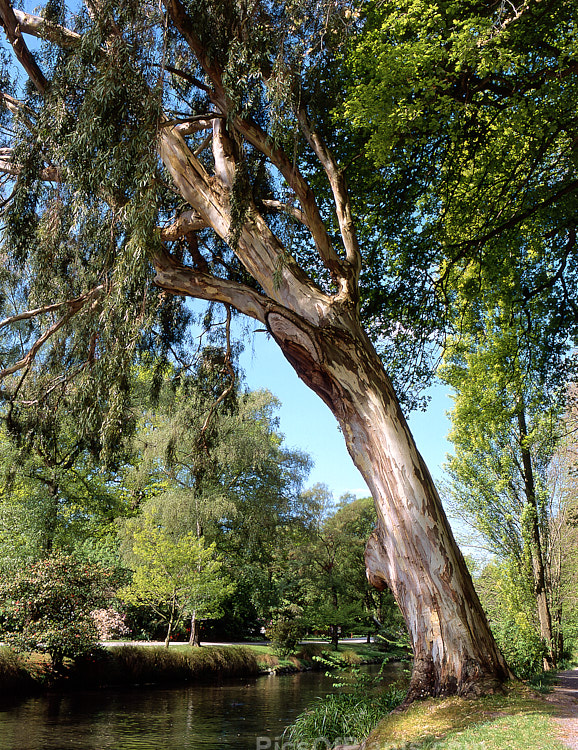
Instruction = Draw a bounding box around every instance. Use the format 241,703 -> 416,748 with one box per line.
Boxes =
165,599 -> 176,648
164,619 -> 173,649
330,625 -> 339,651
330,590 -> 339,650
189,611 -> 200,647
518,409 -> 554,669
265,310 -> 511,699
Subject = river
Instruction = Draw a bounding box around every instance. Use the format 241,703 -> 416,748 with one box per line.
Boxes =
0,663 -> 404,750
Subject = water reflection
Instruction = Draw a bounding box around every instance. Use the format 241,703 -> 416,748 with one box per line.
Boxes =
0,664 -> 403,750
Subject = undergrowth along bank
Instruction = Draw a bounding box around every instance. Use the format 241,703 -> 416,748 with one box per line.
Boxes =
0,641 -> 392,694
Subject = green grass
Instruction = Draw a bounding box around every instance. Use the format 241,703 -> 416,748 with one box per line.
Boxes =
0,644 -> 264,692
0,639 -> 405,699
363,682 -> 568,750
0,647 -> 46,693
72,644 -> 262,686
286,685 -> 408,748
426,713 -> 568,750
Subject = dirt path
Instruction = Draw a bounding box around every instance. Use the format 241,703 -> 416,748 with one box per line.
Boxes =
545,669 -> 578,749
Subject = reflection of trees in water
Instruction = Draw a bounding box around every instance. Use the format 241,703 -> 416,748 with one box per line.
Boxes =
0,664 -> 405,749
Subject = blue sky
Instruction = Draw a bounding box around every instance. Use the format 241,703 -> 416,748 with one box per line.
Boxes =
238,322 -> 453,501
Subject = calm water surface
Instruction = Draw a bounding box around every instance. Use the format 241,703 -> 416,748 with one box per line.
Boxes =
0,663 -> 403,750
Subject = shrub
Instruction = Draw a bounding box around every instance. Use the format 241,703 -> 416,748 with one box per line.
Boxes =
0,552 -> 114,668
91,608 -> 130,640
0,647 -> 40,693
491,614 -> 548,679
266,602 -> 307,656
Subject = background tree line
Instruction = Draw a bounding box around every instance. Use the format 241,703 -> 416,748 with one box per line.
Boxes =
0,337 -> 401,661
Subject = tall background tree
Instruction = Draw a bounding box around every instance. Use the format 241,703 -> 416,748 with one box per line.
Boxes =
123,351 -> 312,641
441,317 -> 564,669
288,488 -> 388,649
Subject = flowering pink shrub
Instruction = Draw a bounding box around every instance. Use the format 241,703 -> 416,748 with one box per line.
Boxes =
0,552 -> 114,667
91,608 -> 130,640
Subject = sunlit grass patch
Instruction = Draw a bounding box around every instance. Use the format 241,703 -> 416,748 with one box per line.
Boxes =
429,713 -> 568,750
364,682 -> 566,750
0,647 -> 44,693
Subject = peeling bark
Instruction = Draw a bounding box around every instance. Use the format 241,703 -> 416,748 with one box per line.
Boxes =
265,310 -> 511,698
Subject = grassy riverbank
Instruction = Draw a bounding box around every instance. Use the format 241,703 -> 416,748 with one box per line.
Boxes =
3,645 -> 568,750
362,681 -> 568,750
0,641 -> 389,695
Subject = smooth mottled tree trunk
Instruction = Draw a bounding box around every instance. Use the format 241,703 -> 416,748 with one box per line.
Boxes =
264,310 -> 511,699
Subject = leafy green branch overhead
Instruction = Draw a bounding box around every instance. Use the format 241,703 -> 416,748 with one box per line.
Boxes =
344,0 -> 578,392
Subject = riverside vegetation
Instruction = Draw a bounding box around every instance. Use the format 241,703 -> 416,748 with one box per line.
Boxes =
0,642 -> 390,695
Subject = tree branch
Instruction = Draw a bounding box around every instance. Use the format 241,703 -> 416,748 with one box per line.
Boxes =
8,1 -> 336,322
260,199 -> 309,227
0,147 -> 60,181
161,0 -> 227,108
160,209 -> 208,241
0,296 -> 80,329
0,1 -> 48,94
0,285 -> 103,381
0,91 -> 35,128
297,105 -> 362,301
12,7 -> 84,51
153,247 -> 269,324
164,65 -> 212,94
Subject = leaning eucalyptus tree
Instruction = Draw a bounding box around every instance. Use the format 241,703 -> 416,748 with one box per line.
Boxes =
0,0 -> 510,698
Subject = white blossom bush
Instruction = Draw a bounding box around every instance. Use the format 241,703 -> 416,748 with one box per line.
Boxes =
91,608 -> 130,641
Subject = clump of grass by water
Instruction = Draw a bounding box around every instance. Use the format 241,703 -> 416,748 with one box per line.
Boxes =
286,651 -> 407,748
0,647 -> 41,693
286,685 -> 407,748
295,642 -> 326,662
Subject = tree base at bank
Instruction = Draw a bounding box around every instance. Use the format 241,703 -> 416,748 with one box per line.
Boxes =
405,654 -> 511,703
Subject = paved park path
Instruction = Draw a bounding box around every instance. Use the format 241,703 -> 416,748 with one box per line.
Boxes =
546,668 -> 578,749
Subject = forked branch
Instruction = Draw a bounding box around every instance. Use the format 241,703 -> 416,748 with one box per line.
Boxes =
153,246 -> 269,323
0,1 -> 48,93
0,285 -> 103,380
